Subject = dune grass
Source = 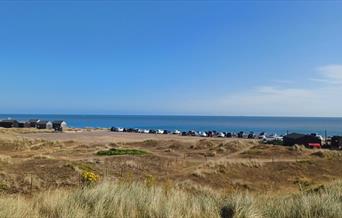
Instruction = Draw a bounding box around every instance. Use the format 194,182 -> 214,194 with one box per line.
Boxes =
1,180 -> 342,218
96,148 -> 147,156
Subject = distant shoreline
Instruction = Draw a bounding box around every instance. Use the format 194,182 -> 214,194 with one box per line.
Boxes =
1,114 -> 342,136
1,113 -> 342,119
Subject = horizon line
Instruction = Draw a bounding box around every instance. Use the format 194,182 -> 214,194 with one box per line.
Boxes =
1,113 -> 342,119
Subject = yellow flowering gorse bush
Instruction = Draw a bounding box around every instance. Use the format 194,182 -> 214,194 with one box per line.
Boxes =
81,171 -> 99,185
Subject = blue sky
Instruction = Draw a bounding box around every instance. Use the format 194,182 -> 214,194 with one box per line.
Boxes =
0,1 -> 342,116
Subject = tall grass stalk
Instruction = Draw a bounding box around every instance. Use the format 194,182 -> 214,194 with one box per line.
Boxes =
1,181 -> 342,218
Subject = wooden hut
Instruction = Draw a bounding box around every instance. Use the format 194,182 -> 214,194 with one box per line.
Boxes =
52,120 -> 67,131
18,121 -> 26,128
36,120 -> 51,129
28,119 -> 39,128
0,120 -> 19,128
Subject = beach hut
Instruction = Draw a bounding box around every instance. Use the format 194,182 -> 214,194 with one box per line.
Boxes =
283,133 -> 321,147
36,120 -> 52,129
24,121 -> 31,128
18,121 -> 26,128
28,119 -> 39,128
0,120 -> 18,128
52,120 -> 67,131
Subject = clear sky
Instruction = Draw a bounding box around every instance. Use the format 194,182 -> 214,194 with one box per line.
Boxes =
1,1 -> 342,116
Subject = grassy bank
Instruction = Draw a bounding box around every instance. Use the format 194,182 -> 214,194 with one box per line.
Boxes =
1,180 -> 342,218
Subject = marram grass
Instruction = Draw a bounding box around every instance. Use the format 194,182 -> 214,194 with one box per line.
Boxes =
2,180 -> 342,218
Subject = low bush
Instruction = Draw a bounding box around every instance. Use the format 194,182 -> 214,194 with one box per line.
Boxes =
81,171 -> 100,186
96,148 -> 147,156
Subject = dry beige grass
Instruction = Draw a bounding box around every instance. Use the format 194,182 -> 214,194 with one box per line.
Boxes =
1,180 -> 342,218
2,128 -> 342,205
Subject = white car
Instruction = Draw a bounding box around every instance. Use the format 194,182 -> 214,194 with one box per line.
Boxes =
217,132 -> 225,138
199,131 -> 207,137
173,130 -> 181,135
156,129 -> 164,134
263,134 -> 283,142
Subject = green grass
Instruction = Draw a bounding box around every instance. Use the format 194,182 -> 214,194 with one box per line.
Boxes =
96,148 -> 147,156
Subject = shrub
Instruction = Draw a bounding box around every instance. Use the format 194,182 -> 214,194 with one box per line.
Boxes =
96,148 -> 147,156
81,171 -> 99,186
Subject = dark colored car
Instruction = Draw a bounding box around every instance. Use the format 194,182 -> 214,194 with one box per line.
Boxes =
225,132 -> 232,138
206,131 -> 213,137
149,129 -> 157,134
248,132 -> 256,139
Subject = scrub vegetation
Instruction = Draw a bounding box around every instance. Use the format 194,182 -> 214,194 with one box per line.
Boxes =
96,148 -> 147,156
2,129 -> 342,217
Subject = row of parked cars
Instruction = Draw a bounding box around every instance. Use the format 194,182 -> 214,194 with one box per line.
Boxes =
110,127 -> 283,140
110,127 -> 339,149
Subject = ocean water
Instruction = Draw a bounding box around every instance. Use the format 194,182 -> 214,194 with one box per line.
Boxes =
1,114 -> 342,136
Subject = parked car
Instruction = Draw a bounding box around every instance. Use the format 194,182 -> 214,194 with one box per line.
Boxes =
199,131 -> 207,137
137,129 -> 149,134
156,129 -> 164,134
331,136 -> 342,149
258,132 -> 267,140
173,130 -> 181,135
248,132 -> 256,139
206,131 -> 214,137
111,127 -> 124,132
217,132 -> 225,138
187,130 -> 198,136
237,131 -> 244,138
225,132 -> 233,138
163,130 -> 171,134
149,129 -> 156,134
263,134 -> 283,142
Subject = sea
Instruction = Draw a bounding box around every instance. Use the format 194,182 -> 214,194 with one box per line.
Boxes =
1,114 -> 342,136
